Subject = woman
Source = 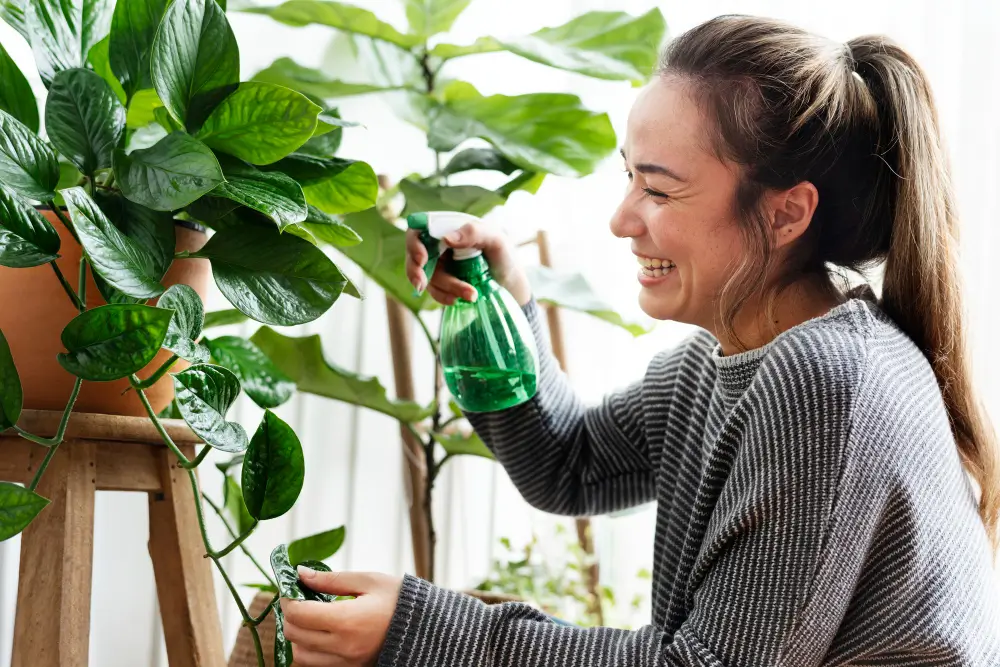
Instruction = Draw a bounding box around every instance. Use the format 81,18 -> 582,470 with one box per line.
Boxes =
280,15 -> 1000,666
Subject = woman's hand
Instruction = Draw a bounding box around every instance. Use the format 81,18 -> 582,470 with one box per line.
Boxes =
279,568 -> 403,667
405,222 -> 532,306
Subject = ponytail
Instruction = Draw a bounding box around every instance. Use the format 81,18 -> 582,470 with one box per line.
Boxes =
849,36 -> 1000,552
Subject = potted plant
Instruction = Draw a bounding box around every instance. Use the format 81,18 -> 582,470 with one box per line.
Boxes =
0,0 -> 377,663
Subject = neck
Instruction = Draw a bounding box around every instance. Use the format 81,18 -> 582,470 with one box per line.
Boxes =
714,278 -> 845,356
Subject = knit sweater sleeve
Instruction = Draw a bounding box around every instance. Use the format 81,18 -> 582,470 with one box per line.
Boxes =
379,330 -> 888,667
463,298 -> 685,516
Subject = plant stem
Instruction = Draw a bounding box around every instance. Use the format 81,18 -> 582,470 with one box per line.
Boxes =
16,376 -> 84,449
78,257 -> 87,310
24,377 -> 83,488
252,595 -> 279,625
131,375 -> 192,467
129,354 -> 179,392
49,204 -> 80,244
202,493 -> 277,587
188,445 -> 211,468
212,520 -> 259,559
50,262 -> 84,311
249,622 -> 264,665
415,314 -> 439,358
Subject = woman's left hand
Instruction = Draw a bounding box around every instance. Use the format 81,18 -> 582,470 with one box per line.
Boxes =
279,567 -> 403,667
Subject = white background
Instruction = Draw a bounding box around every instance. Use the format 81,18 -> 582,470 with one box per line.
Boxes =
1,0 -> 998,663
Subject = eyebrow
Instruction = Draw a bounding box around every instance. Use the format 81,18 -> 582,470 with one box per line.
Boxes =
620,148 -> 687,183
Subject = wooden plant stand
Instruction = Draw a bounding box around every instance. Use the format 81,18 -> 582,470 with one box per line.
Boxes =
1,410 -> 225,667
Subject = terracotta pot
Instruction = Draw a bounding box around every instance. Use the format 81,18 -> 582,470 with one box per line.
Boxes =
0,208 -> 211,417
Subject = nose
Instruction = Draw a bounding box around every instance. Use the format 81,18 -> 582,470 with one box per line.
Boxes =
609,193 -> 645,239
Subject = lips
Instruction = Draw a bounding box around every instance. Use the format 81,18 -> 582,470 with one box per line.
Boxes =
636,254 -> 675,278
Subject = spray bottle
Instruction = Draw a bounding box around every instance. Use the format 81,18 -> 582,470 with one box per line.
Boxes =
407,211 -> 538,413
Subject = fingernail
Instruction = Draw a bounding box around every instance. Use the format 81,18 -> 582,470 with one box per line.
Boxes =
467,289 -> 478,302
297,565 -> 316,581
444,232 -> 461,244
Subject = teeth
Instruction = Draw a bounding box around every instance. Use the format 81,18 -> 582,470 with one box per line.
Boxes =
636,255 -> 673,269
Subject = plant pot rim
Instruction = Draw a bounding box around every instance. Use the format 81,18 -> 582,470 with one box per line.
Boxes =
34,204 -> 208,234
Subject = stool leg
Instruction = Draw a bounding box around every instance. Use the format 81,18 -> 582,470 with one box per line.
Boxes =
149,445 -> 226,667
11,440 -> 97,667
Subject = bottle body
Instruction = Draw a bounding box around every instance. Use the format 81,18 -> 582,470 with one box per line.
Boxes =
440,256 -> 538,413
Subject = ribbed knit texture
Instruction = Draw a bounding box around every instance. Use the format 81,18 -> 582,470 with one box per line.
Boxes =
378,296 -> 1000,666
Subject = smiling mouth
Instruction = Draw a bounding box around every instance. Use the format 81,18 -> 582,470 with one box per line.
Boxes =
636,255 -> 676,278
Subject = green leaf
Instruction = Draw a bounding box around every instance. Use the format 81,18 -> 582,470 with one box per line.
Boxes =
437,430 -> 494,460
298,107 -> 348,158
223,474 -> 255,536
125,88 -> 163,129
296,559 -> 335,602
93,190 -> 175,278
195,82 -> 321,166
215,453 -> 244,475
266,154 -> 377,215
114,132 -> 225,211
429,36 -> 501,60
86,36 -> 128,105
109,0 -> 169,101
172,363 -> 248,452
25,0 -> 111,86
195,223 -> 349,326
0,1 -> 28,40
270,543 -> 304,600
0,328 -> 22,431
525,265 -> 653,336
211,157 -> 308,230
0,184 -> 60,267
62,187 -> 164,299
0,482 -> 48,541
154,106 -> 182,133
400,179 -> 505,218
205,335 -> 295,409
245,1 -> 421,48
204,308 -> 248,329
287,526 -> 345,566
301,204 -> 361,247
273,600 -> 294,667
0,109 -> 60,200
442,148 -> 518,176
253,57 -> 398,101
428,82 -> 616,178
242,582 -> 279,593
250,326 -> 433,422
243,411 -> 304,520
404,0 -> 469,38
151,0 -> 239,130
0,42 -> 38,132
57,304 -> 173,381
338,208 -> 433,312
158,284 -> 210,363
45,68 -> 126,176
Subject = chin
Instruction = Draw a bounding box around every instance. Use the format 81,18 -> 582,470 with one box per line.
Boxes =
638,289 -> 687,323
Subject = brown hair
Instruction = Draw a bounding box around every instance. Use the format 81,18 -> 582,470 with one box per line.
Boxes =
660,16 -> 999,552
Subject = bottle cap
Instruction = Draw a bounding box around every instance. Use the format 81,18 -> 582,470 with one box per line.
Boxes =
406,211 -> 484,291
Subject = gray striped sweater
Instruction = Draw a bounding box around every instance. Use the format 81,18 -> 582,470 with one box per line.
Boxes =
378,296 -> 1000,666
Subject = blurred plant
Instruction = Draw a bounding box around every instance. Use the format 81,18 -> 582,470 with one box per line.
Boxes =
476,525 -> 652,628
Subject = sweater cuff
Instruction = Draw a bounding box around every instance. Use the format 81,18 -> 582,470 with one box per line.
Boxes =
378,574 -> 430,667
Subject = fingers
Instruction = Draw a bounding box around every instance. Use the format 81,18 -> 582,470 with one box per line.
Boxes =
289,645 -> 341,666
299,567 -> 378,597
282,618 -> 334,652
281,599 -> 339,632
405,231 -> 428,291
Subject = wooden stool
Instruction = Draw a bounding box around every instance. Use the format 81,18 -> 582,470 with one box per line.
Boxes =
0,410 -> 226,667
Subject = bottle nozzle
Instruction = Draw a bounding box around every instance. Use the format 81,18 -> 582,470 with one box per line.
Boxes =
406,211 -> 485,293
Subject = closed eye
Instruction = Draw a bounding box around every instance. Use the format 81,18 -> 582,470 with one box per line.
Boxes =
643,187 -> 668,200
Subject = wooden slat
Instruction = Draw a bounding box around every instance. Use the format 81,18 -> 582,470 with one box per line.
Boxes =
7,409 -> 200,444
0,436 -> 165,491
0,436 -> 32,484
11,440 -> 97,667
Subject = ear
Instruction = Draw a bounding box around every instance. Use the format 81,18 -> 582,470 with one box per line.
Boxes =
769,181 -> 819,249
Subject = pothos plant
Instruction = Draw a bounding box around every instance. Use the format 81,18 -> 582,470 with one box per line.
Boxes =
0,0 -> 380,663
243,0 -> 665,584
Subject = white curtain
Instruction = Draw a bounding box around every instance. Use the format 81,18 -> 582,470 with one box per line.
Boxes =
1,0 -> 997,663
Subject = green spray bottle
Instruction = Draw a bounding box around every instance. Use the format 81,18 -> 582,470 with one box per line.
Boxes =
407,211 -> 539,413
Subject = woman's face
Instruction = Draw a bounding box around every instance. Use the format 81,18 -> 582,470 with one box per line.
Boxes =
611,76 -> 747,328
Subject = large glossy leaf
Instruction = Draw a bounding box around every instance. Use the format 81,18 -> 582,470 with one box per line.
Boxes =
287,525 -> 345,566
244,1 -> 420,48
253,57 -> 397,101
0,109 -> 60,201
270,543 -> 304,600
158,284 -> 210,363
428,36 -> 501,60
299,107 -> 352,158
195,82 -> 321,166
0,328 -> 21,431
26,0 -> 111,86
437,430 -> 494,460
109,0 -> 169,101
223,473 -> 255,536
243,411 -> 304,520
93,190 -> 175,278
57,304 -> 173,381
400,179 -> 505,218
0,482 -> 48,541
0,42 -> 38,132
0,185 -> 60,267
194,224 -> 349,326
86,36 -> 127,105
151,0 -> 239,130
404,0 -> 469,38
204,308 -> 248,329
427,82 -> 616,178
338,208 -> 433,312
442,148 -> 518,176
172,363 -> 248,452
45,68 -> 126,176
205,335 -> 294,409
62,187 -> 164,299
301,205 -> 361,247
273,598 -> 294,667
266,154 -> 377,215
125,88 -> 163,129
114,132 -> 225,211
525,265 -> 653,336
211,157 -> 307,230
251,327 -> 433,422
0,1 -> 28,40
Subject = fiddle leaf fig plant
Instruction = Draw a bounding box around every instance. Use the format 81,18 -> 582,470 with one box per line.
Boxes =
0,0 -> 378,663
